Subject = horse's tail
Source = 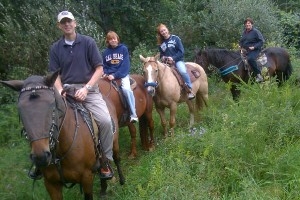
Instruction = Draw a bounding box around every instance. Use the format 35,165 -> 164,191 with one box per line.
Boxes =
192,62 -> 209,111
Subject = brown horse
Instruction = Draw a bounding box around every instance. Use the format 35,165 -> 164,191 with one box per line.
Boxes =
1,71 -> 125,199
99,74 -> 155,158
140,55 -> 208,137
195,47 -> 293,100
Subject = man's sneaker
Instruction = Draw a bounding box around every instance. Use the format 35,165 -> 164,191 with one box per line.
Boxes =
130,116 -> 138,123
28,168 -> 43,180
255,74 -> 263,83
188,92 -> 195,100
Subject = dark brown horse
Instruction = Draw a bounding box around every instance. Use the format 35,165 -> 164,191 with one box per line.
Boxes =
1,71 -> 125,199
195,47 -> 293,100
99,74 -> 155,158
140,55 -> 208,137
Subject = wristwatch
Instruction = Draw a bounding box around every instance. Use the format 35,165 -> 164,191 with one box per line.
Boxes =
85,84 -> 93,91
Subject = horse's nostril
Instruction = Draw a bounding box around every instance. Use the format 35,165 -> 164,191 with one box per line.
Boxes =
45,151 -> 51,158
30,151 -> 52,168
29,153 -> 35,161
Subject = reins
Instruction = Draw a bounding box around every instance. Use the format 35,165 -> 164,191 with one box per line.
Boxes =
213,54 -> 244,76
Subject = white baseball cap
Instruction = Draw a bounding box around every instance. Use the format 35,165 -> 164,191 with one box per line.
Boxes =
57,11 -> 75,22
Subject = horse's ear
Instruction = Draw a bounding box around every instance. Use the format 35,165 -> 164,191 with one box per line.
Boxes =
139,55 -> 146,62
44,69 -> 60,87
0,80 -> 24,91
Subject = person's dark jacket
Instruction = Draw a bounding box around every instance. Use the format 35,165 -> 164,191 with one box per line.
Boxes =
239,28 -> 265,51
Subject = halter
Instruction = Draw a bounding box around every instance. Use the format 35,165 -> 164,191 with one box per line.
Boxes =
143,59 -> 168,88
218,57 -> 243,76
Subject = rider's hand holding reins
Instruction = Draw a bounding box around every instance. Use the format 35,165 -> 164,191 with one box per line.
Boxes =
75,87 -> 88,101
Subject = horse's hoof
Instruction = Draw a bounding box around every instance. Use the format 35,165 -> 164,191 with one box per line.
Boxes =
148,146 -> 155,152
128,154 -> 136,159
110,176 -> 117,183
189,127 -> 197,135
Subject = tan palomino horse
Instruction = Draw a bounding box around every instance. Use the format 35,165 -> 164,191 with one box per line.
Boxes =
1,71 -> 124,199
140,55 -> 208,137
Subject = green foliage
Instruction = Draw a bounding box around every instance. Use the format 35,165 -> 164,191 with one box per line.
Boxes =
0,103 -> 21,145
1,59 -> 300,199
0,1 -> 60,78
273,0 -> 300,12
278,11 -> 300,51
130,43 -> 156,74
173,0 -> 282,49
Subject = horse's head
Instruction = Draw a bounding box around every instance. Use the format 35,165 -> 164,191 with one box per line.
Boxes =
1,71 -> 61,168
194,49 -> 210,73
140,55 -> 160,97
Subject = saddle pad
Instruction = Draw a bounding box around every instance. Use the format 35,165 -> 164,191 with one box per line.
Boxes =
257,53 -> 267,66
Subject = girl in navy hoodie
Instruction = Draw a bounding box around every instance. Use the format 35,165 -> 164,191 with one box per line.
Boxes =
102,31 -> 138,123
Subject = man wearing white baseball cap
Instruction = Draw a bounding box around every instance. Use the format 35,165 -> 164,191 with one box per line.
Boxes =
57,11 -> 75,23
29,10 -> 114,180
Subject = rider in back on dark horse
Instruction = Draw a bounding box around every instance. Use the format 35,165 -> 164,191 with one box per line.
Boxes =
239,17 -> 265,83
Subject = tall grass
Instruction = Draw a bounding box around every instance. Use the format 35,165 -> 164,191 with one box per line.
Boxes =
1,60 -> 300,199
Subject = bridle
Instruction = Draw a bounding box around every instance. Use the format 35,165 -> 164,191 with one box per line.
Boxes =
143,59 -> 168,88
19,85 -> 68,158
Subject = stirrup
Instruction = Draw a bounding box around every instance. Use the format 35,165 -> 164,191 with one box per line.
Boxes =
99,162 -> 114,180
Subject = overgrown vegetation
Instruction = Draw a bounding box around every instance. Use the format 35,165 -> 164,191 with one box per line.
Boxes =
1,59 -> 300,199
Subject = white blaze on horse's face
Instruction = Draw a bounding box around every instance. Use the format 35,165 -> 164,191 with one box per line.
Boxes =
146,64 -> 155,83
144,63 -> 157,97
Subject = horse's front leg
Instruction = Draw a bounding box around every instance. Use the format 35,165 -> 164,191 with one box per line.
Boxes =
169,103 -> 178,137
81,172 -> 95,200
138,114 -> 155,151
156,106 -> 167,138
44,179 -> 63,200
147,114 -> 155,151
230,84 -> 241,101
127,123 -> 137,159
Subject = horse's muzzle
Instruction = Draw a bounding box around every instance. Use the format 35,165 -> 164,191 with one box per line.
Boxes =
30,151 -> 52,168
147,87 -> 155,97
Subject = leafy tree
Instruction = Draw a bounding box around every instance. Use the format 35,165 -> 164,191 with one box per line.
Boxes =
171,0 -> 282,51
278,11 -> 300,51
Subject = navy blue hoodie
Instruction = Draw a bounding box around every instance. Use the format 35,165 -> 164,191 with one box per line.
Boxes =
158,35 -> 184,62
102,43 -> 130,79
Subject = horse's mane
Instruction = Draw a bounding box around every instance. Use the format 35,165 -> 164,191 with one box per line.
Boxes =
204,48 -> 240,65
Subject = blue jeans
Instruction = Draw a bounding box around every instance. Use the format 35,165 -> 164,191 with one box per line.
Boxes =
175,61 -> 192,89
121,75 -> 137,118
247,50 -> 261,76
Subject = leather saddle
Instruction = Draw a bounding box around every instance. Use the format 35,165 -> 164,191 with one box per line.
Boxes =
168,63 -> 201,93
241,49 -> 268,71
